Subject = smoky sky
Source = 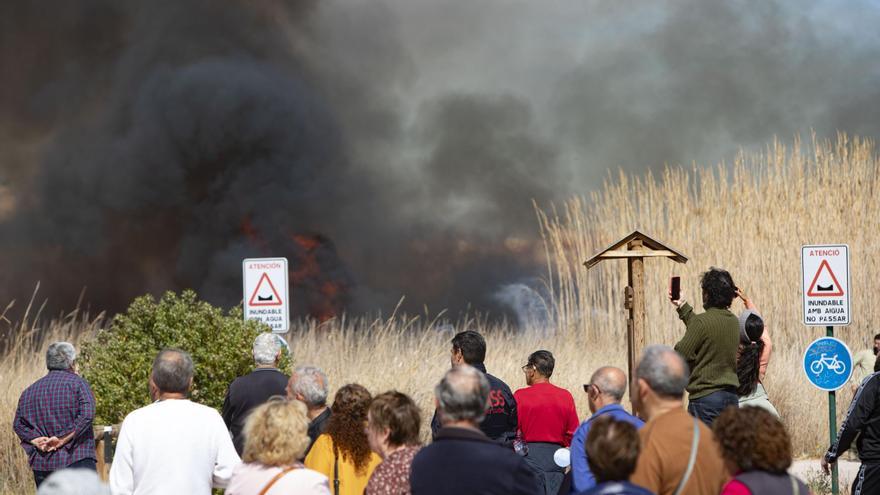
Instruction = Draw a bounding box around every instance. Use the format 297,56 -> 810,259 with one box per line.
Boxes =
1,0 -> 879,319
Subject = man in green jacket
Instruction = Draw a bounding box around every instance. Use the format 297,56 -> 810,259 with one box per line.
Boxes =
670,267 -> 740,426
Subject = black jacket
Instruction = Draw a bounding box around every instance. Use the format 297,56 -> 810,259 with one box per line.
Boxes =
827,372 -> 880,463
430,363 -> 518,445
221,367 -> 289,455
411,427 -> 540,495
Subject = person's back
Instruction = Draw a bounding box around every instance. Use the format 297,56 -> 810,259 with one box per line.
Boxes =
571,367 -> 645,493
430,368 -> 517,443
410,427 -> 539,495
223,333 -> 290,454
223,368 -> 289,453
15,370 -> 97,473
430,331 -> 518,444
111,399 -> 240,494
515,381 -> 579,444
109,349 -> 239,495
14,342 -> 98,487
631,407 -> 726,495
672,268 -> 741,425
305,433 -> 381,495
727,471 -> 808,495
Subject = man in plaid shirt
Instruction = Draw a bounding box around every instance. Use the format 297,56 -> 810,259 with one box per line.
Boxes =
13,341 -> 96,487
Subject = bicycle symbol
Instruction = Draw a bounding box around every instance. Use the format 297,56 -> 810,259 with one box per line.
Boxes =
809,353 -> 847,375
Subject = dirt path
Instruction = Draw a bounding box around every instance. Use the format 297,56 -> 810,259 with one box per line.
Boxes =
790,459 -> 860,490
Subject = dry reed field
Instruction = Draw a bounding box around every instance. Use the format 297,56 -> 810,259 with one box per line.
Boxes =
2,134 -> 877,494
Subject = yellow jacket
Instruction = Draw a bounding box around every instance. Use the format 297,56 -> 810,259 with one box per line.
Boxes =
305,433 -> 381,495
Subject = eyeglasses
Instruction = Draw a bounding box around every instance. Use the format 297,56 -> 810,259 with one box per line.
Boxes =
521,364 -> 534,372
583,384 -> 600,395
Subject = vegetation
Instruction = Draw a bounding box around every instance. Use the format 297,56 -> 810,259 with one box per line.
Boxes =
79,290 -> 288,425
2,134 -> 878,493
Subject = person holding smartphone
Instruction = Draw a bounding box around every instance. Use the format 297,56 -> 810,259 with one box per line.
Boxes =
669,267 -> 741,426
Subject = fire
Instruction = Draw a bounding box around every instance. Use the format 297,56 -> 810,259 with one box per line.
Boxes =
239,219 -> 350,321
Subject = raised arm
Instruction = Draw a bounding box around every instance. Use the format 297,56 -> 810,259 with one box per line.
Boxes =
673,305 -> 704,363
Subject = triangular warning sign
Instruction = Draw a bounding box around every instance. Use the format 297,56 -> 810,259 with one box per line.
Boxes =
249,273 -> 283,306
807,259 -> 845,297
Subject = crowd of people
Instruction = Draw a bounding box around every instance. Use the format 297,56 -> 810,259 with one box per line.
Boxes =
12,267 -> 880,495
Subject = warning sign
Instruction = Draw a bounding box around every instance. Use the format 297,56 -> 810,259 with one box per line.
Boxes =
802,245 -> 850,326
249,273 -> 283,306
243,258 -> 289,333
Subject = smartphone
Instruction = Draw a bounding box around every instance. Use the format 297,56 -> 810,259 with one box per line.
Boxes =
670,276 -> 681,301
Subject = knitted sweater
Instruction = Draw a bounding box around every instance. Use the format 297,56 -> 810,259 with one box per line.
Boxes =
674,303 -> 740,399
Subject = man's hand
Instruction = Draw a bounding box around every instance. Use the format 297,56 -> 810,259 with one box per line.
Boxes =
43,436 -> 62,452
668,288 -> 685,308
30,436 -> 50,451
821,455 -> 834,475
43,432 -> 75,452
737,288 -> 751,306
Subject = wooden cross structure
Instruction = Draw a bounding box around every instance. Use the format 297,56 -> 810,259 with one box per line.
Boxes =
585,231 -> 688,380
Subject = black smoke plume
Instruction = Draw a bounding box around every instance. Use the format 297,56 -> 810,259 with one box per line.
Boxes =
1,0 -> 879,320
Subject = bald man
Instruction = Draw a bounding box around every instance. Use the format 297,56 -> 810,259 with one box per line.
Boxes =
630,345 -> 726,495
570,366 -> 644,493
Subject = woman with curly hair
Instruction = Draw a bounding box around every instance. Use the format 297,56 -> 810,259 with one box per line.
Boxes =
306,384 -> 381,495
713,406 -> 808,495
735,290 -> 779,417
226,398 -> 330,495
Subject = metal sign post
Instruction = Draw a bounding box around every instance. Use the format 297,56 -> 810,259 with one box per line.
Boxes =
827,325 -> 839,495
803,334 -> 851,495
802,244 -> 851,495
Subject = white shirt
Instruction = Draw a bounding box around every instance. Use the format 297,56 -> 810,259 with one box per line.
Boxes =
226,463 -> 330,495
109,399 -> 241,495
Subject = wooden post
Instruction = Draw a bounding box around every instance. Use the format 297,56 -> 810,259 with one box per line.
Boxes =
627,239 -> 647,379
584,231 -> 687,382
94,425 -> 118,481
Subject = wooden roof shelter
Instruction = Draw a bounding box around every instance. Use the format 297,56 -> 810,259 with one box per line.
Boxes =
585,230 -> 688,382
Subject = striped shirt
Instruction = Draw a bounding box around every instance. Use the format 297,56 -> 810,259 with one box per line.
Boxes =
13,370 -> 96,471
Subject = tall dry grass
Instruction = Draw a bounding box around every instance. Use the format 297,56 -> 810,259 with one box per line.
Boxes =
1,134 -> 875,494
537,133 -> 880,458
0,291 -> 105,495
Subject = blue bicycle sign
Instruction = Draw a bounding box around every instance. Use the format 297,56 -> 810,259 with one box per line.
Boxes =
809,353 -> 847,376
803,337 -> 853,391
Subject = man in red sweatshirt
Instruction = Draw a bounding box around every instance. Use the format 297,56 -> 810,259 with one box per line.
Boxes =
515,350 -> 579,495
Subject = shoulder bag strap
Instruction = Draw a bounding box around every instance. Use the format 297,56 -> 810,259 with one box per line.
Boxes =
258,465 -> 299,495
672,417 -> 701,495
334,454 -> 340,495
789,474 -> 800,495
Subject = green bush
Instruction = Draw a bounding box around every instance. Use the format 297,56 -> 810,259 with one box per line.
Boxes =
79,290 -> 290,425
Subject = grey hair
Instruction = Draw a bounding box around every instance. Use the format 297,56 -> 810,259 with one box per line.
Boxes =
37,468 -> 109,495
590,366 -> 627,402
253,333 -> 284,365
46,342 -> 77,371
290,365 -> 328,407
151,349 -> 194,394
435,365 -> 491,425
636,345 -> 690,399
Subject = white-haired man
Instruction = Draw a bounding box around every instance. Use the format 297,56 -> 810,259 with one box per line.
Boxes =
287,365 -> 330,456
14,342 -> 96,488
222,332 -> 290,454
